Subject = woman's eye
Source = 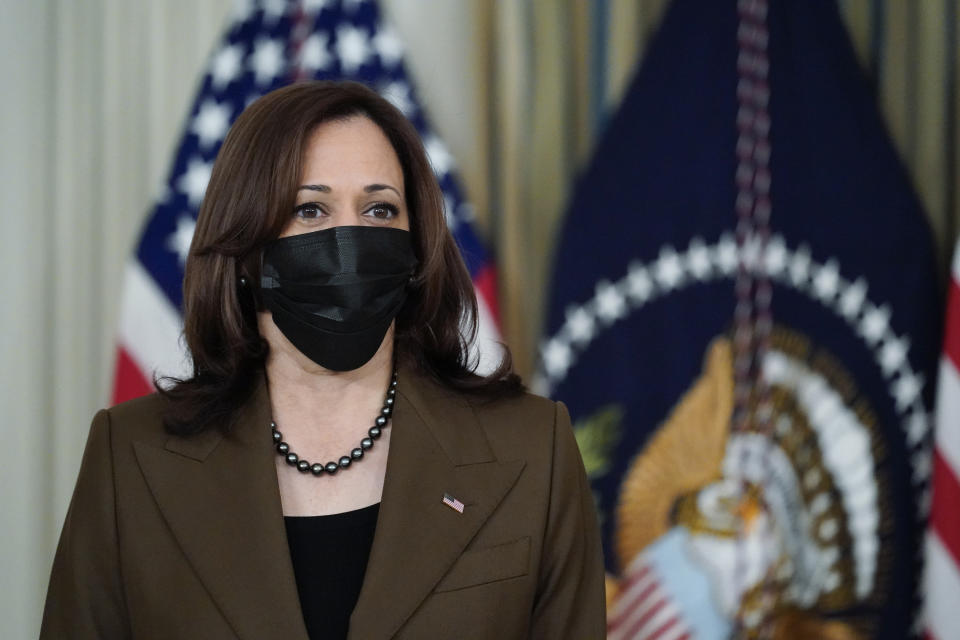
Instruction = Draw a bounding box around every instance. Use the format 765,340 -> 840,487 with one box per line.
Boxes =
294,203 -> 324,219
365,203 -> 399,220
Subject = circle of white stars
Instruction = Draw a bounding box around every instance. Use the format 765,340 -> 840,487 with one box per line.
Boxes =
534,232 -> 933,526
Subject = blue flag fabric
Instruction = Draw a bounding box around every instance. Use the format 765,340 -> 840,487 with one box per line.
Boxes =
539,1 -> 940,638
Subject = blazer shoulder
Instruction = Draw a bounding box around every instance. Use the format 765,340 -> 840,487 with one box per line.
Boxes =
100,392 -> 171,449
466,390 -> 568,454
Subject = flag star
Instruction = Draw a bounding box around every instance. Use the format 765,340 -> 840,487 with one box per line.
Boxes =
380,81 -> 414,116
230,0 -> 255,22
878,335 -> 909,377
686,238 -> 712,280
336,24 -> 372,75
654,247 -> 684,290
594,281 -> 627,323
839,278 -> 867,320
789,245 -> 812,287
457,202 -> 475,222
891,371 -> 923,412
858,304 -> 890,345
298,33 -> 332,73
812,259 -> 841,301
714,234 -> 738,275
250,37 -> 286,86
191,99 -> 231,149
626,262 -> 655,302
423,135 -> 454,177
210,44 -> 244,90
910,446 -> 932,484
443,194 -> 457,231
261,0 -> 288,24
565,306 -> 596,344
905,411 -> 929,447
177,157 -> 213,207
166,215 -> 196,265
764,235 -> 788,277
542,338 -> 573,378
372,23 -> 404,67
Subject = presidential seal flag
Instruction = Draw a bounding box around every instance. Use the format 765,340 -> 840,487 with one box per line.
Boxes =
537,1 -> 942,638
112,0 -> 502,403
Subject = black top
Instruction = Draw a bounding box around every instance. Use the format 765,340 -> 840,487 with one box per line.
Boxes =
284,503 -> 380,640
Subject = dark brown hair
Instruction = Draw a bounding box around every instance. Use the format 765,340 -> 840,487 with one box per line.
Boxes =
159,81 -> 521,435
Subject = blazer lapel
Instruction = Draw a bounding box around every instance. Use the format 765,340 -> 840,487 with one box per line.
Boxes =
133,376 -> 309,640
348,368 -> 526,639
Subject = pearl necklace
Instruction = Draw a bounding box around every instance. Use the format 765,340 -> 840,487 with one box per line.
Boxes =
271,370 -> 397,476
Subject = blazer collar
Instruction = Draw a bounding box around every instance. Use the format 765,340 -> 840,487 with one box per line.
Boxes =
132,373 -> 308,640
348,367 -> 525,638
132,366 -> 525,640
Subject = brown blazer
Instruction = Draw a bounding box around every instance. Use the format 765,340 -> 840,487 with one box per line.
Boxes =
40,366 -> 606,639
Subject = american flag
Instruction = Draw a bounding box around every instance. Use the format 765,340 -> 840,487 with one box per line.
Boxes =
925,238 -> 960,640
112,0 -> 502,403
442,493 -> 465,514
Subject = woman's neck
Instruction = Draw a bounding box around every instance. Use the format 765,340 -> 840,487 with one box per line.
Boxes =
260,315 -> 397,444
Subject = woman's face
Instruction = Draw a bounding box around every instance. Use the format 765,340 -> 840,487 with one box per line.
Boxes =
281,115 -> 410,237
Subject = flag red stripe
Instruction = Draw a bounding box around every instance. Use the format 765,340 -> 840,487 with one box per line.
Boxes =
622,597 -> 667,640
944,278 -> 960,372
931,448 -> 960,567
112,346 -> 154,405
647,616 -> 681,640
608,570 -> 658,629
474,264 -> 501,329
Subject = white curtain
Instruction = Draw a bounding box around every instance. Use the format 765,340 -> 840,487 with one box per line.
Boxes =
0,1 -> 482,636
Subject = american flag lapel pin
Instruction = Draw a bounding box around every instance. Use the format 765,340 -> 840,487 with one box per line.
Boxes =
442,493 -> 465,514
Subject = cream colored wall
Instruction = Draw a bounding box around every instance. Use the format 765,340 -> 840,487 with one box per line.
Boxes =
0,1 -> 482,636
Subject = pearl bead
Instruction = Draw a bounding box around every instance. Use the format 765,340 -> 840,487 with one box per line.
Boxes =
285,453 -> 299,466
390,379 -> 398,388
325,462 -> 339,474
385,397 -> 394,406
381,406 -> 391,416
387,388 -> 396,397
339,456 -> 351,469
369,426 -> 382,439
297,460 -> 310,473
351,448 -> 363,460
360,437 -> 373,450
376,416 -> 387,427
272,430 -> 282,443
277,442 -> 290,455
310,464 -> 325,476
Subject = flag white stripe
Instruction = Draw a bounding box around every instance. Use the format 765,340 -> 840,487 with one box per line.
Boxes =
608,564 -> 656,623
610,592 -> 664,640
936,357 -> 960,476
471,289 -> 503,375
118,260 -> 191,383
632,597 -> 680,640
952,241 -> 960,283
925,533 -> 960,640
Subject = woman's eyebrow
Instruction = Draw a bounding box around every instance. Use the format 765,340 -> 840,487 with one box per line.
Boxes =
298,184 -> 331,192
364,184 -> 402,197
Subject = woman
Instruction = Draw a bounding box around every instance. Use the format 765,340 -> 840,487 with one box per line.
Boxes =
41,81 -> 605,639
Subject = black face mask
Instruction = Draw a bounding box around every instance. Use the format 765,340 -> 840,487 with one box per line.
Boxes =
260,226 -> 418,371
